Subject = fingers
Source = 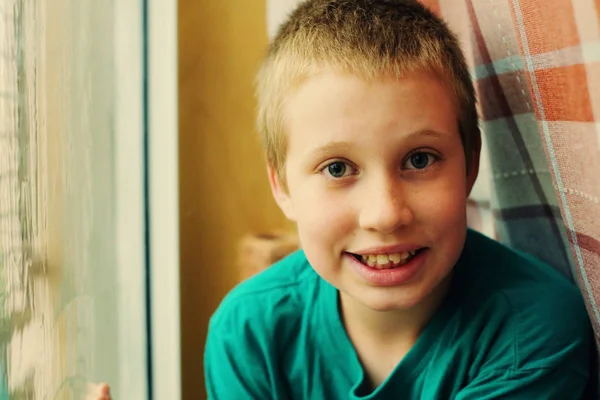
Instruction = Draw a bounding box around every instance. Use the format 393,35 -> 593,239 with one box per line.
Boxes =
98,383 -> 111,399
84,382 -> 112,400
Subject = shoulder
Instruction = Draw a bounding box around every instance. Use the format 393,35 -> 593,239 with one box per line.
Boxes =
208,249 -> 320,338
455,230 -> 592,375
459,229 -> 582,302
204,251 -> 321,397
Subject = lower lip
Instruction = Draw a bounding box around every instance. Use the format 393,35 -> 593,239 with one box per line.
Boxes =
345,249 -> 428,287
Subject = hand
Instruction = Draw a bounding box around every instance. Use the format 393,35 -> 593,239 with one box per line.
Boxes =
84,383 -> 111,400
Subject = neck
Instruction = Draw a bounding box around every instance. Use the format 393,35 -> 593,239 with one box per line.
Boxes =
339,274 -> 452,345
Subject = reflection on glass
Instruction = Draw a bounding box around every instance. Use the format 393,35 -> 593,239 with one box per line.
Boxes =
0,0 -> 135,398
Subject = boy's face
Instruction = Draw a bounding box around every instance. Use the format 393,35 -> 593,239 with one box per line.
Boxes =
269,69 -> 480,312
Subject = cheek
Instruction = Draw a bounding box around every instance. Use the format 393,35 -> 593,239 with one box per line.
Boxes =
293,194 -> 353,278
410,180 -> 468,277
411,177 -> 469,229
293,188 -> 355,247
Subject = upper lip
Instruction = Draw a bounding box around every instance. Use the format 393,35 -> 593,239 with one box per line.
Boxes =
349,244 -> 425,255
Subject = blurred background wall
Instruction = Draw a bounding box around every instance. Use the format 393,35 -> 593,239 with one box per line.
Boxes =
178,1 -> 293,397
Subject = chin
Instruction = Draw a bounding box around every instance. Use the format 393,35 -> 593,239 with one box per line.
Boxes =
358,291 -> 426,312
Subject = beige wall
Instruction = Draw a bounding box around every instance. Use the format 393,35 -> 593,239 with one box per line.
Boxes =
178,1 -> 292,397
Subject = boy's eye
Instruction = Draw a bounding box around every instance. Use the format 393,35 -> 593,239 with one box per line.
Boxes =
323,161 -> 353,178
404,152 -> 437,170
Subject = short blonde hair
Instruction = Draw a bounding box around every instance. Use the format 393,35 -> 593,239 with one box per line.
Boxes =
256,0 -> 479,179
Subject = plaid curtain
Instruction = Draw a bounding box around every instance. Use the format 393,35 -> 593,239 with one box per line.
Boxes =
427,0 -> 600,389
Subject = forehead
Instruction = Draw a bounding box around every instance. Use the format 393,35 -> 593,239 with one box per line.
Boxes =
282,69 -> 459,146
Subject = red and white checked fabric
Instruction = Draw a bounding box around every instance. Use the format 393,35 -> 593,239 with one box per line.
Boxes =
427,0 -> 600,388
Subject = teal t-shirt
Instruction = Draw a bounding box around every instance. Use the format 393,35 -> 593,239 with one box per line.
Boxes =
204,230 -> 592,399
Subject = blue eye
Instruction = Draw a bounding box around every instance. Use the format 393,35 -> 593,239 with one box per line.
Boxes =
405,152 -> 437,170
326,162 -> 348,178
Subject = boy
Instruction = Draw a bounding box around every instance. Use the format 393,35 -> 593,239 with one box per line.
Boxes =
88,0 -> 590,399
202,0 -> 593,398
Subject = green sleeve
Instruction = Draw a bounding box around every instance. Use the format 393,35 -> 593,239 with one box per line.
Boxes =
455,367 -> 588,399
204,321 -> 271,400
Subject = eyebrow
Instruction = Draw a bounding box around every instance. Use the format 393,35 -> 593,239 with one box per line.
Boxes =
304,129 -> 453,167
404,129 -> 453,141
309,141 -> 354,159
301,141 -> 353,170
309,129 -> 452,155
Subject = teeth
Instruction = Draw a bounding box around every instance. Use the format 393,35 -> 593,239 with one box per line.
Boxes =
389,253 -> 402,263
376,254 -> 388,265
360,251 -> 415,269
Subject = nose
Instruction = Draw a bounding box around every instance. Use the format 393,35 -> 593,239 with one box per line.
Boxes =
358,175 -> 414,234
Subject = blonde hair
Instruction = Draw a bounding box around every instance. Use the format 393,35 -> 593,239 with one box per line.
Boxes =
256,0 -> 479,179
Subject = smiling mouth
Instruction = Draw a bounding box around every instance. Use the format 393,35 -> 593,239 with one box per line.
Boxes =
348,248 -> 426,270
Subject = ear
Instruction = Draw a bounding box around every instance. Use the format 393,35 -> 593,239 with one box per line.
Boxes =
466,131 -> 482,196
267,165 -> 296,221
